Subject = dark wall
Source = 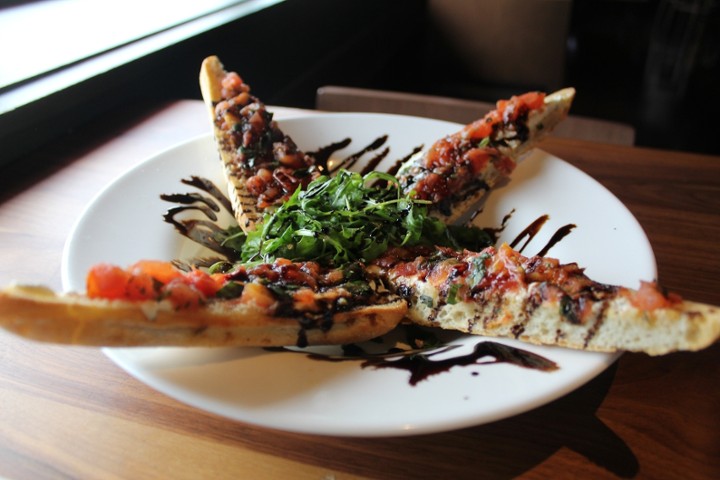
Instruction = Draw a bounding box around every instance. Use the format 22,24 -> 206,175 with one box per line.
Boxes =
135,0 -> 426,107
4,0 -> 718,161
565,0 -> 719,154
0,0 -> 426,165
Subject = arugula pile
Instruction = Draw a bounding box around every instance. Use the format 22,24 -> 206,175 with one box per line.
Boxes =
219,169 -> 492,267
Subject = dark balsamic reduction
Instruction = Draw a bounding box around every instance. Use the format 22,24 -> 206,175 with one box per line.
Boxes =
306,135 -> 391,174
295,340 -> 558,386
510,215 -> 549,252
306,138 -> 352,172
160,176 -> 239,259
386,145 -> 424,176
359,148 -> 390,176
180,176 -> 234,213
478,208 -> 515,245
330,135 -> 388,173
362,341 -> 558,386
267,323 -> 558,386
537,223 -> 576,257
507,214 -> 576,257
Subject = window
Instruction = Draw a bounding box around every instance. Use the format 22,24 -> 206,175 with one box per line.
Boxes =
0,0 -> 283,165
0,0 -> 282,113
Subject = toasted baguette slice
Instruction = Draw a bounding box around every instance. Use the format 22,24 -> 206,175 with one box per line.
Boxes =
498,88 -> 576,158
199,55 -> 317,232
0,284 -> 405,347
371,244 -> 720,355
397,88 -> 575,221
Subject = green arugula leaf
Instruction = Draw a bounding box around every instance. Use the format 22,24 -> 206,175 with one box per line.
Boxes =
220,169 -> 492,267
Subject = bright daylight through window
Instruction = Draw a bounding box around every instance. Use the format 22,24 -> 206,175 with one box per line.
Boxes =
0,0 -> 249,90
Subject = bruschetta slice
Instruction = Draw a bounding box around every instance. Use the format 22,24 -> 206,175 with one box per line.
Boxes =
0,259 -> 405,347
396,88 -> 575,220
370,244 -> 720,355
6,57 -> 715,358
202,55 -> 574,229
200,55 -> 318,231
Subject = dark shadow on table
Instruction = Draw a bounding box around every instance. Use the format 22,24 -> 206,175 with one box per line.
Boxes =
206,361 -> 638,479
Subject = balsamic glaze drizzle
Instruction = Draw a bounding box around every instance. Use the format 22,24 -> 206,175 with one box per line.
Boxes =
268,326 -> 558,386
360,341 -> 558,386
158,134 -> 580,383
537,223 -> 576,257
507,214 -> 576,257
329,135 -> 388,173
385,145 -> 424,176
305,138 -> 352,172
510,215 -> 549,253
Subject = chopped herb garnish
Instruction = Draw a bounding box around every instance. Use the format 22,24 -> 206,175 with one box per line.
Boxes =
215,281 -> 244,299
446,283 -> 461,305
419,294 -> 434,308
218,169 -> 493,267
468,252 -> 491,289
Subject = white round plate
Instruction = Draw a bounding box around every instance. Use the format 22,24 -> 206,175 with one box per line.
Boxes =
62,113 -> 656,437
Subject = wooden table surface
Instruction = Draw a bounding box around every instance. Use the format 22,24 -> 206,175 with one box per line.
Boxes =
0,100 -> 718,479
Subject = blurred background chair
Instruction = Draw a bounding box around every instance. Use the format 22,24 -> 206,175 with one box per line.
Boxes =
316,85 -> 636,146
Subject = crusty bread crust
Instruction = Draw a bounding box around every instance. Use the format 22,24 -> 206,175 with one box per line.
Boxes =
199,55 -> 265,230
0,285 -> 406,347
397,88 -> 576,225
499,87 -> 576,159
387,249 -> 720,355
390,268 -> 720,356
199,55 -> 225,106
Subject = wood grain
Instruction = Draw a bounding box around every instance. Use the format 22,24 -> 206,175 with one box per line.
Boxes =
542,138 -> 720,306
0,100 -> 718,479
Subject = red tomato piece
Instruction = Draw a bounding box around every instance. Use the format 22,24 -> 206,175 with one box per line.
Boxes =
492,154 -> 516,176
124,272 -> 158,300
239,283 -> 276,309
516,92 -> 545,110
129,260 -> 183,285
463,148 -> 491,175
465,118 -> 494,141
630,281 -> 674,310
185,269 -> 223,297
86,264 -> 131,300
221,72 -> 244,98
161,279 -> 204,309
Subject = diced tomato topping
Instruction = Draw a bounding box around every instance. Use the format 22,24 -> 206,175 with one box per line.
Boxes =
391,261 -> 418,278
420,172 -> 449,202
423,137 -> 454,169
86,261 -> 229,309
516,91 -> 545,110
124,272 -> 157,301
427,261 -> 458,287
184,269 -> 224,297
485,244 -> 525,291
495,99 -> 509,113
246,174 -> 268,197
495,92 -> 545,122
239,282 -> 276,309
465,118 -> 494,141
161,279 -> 205,309
321,267 -> 344,285
463,148 -> 491,175
492,154 -> 516,176
465,92 -> 548,142
87,264 -> 132,300
293,287 -> 319,311
629,281 -> 679,310
222,72 -> 243,90
129,260 -> 183,285
221,72 -> 245,99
